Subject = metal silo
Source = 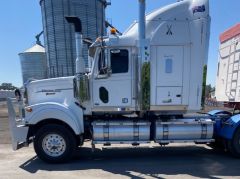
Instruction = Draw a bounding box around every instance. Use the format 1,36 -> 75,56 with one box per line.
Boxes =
40,0 -> 107,78
19,43 -> 47,84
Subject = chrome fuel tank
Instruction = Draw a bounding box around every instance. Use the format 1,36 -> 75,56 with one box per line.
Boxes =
154,119 -> 214,143
92,120 -> 151,144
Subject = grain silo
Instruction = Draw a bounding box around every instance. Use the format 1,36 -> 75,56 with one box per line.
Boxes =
40,0 -> 107,78
19,43 -> 47,84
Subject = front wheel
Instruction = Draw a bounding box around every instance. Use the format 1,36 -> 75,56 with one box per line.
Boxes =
228,127 -> 240,158
34,124 -> 77,163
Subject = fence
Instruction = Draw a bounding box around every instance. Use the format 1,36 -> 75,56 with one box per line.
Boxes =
205,98 -> 224,107
0,90 -> 15,101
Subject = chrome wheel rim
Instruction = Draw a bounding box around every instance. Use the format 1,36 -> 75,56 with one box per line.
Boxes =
42,134 -> 66,157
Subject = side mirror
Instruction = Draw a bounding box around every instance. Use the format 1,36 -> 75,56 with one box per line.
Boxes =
96,48 -> 112,79
106,67 -> 112,77
97,67 -> 112,79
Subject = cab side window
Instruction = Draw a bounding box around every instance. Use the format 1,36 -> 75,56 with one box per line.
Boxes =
110,49 -> 129,74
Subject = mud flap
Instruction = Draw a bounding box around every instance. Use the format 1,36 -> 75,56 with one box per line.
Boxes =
7,98 -> 29,150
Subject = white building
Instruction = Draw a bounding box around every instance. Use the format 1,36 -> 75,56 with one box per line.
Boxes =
215,24 -> 240,102
0,90 -> 15,101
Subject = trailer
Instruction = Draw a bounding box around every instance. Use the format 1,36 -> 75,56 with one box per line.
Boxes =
215,23 -> 240,109
7,0 -> 240,163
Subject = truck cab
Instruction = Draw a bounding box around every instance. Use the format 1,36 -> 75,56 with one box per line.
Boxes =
90,45 -> 135,113
7,0 -> 240,163
78,0 -> 211,115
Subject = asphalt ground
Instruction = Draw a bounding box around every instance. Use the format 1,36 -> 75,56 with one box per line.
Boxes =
0,102 -> 240,179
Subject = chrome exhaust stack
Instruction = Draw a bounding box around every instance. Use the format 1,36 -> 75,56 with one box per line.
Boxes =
138,0 -> 146,41
65,16 -> 90,104
65,16 -> 85,74
137,0 -> 150,112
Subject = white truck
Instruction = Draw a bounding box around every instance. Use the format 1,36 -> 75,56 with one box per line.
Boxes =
7,0 -> 240,163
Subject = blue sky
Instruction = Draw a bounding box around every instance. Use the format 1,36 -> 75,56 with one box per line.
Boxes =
0,0 -> 239,87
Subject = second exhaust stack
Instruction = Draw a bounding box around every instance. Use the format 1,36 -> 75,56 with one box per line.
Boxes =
138,0 -> 150,111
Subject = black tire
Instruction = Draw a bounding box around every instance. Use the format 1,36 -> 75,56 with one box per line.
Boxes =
34,124 -> 77,163
207,138 -> 225,150
207,142 -> 222,150
228,127 -> 240,158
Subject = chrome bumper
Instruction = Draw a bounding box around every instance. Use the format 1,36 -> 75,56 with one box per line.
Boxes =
7,98 -> 29,150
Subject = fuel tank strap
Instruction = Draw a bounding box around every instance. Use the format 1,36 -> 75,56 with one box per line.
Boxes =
201,124 -> 207,139
163,124 -> 169,140
133,122 -> 140,141
103,121 -> 109,141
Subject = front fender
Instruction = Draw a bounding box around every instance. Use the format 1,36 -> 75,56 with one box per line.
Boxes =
25,102 -> 84,135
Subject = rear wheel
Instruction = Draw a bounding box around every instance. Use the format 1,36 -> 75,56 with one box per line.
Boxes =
228,127 -> 240,158
34,124 -> 77,163
207,138 -> 225,150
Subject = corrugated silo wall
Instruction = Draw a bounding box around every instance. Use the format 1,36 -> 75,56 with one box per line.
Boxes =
40,0 -> 106,78
19,52 -> 48,83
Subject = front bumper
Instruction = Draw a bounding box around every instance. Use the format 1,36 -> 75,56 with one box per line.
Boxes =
7,98 -> 29,150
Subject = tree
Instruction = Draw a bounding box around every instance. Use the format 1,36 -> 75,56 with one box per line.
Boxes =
205,84 -> 212,98
0,83 -> 17,90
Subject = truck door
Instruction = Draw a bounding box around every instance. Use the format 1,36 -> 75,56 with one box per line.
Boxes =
155,46 -> 183,105
92,48 -> 132,109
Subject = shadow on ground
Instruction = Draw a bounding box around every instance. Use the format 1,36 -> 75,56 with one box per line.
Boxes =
19,145 -> 240,179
